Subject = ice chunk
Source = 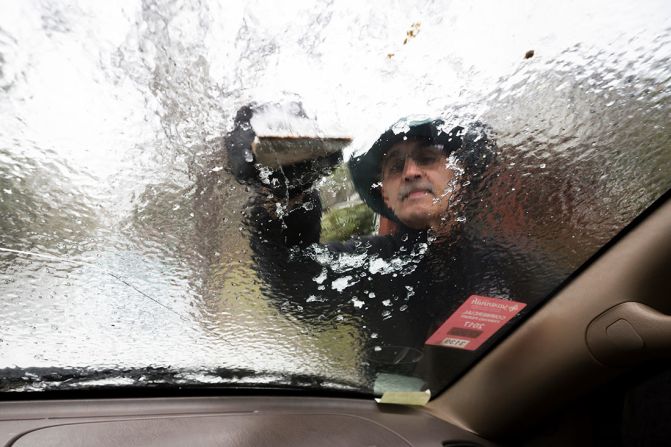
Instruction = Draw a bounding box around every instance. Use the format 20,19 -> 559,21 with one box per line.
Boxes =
331,275 -> 355,292
313,269 -> 327,284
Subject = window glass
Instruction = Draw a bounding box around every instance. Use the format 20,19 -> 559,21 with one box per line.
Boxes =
1,0 -> 670,394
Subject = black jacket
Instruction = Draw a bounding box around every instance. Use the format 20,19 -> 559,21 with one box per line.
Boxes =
246,189 -> 560,353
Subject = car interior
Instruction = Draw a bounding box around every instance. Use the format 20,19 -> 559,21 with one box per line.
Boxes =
2,1 -> 670,446
1,193 -> 669,446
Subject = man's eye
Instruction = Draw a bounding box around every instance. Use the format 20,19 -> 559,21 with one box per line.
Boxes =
385,159 -> 404,175
416,155 -> 438,165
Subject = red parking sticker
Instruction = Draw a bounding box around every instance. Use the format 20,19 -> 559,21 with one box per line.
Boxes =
425,295 -> 526,351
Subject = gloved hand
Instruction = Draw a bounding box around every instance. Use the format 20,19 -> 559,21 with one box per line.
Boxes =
225,104 -> 343,198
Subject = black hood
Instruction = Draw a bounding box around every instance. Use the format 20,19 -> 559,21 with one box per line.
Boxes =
348,118 -> 494,224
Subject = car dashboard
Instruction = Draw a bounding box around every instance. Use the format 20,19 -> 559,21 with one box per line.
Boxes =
0,395 -> 496,447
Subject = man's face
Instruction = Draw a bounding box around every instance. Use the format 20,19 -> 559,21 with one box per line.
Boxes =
380,139 -> 456,230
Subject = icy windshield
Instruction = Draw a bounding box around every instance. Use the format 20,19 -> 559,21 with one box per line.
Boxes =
1,0 -> 671,394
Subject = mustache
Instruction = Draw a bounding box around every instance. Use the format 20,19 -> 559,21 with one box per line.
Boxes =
398,181 -> 435,200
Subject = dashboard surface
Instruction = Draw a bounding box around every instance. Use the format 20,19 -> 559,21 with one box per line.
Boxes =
0,395 -> 495,446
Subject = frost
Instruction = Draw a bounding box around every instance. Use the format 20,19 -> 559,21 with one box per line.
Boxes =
305,243 -> 425,279
368,255 -> 419,276
381,299 -> 391,307
249,102 -> 330,137
258,166 -> 273,185
555,82 -> 569,91
331,275 -> 356,292
307,246 -> 368,273
313,269 -> 327,284
334,252 -> 368,272
351,297 -> 364,308
275,202 -> 286,218
176,372 -> 226,384
210,166 -> 224,172
410,243 -> 428,257
368,257 -> 390,274
79,377 -> 137,387
391,120 -> 411,135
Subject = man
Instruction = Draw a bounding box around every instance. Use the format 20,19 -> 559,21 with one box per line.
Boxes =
227,106 -> 556,385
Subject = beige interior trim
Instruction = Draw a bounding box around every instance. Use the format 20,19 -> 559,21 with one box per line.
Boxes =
586,302 -> 671,366
426,197 -> 671,440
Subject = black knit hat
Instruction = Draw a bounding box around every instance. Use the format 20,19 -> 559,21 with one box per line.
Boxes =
348,118 -> 465,223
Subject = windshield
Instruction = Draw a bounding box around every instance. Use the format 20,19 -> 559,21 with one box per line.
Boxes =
1,0 -> 670,396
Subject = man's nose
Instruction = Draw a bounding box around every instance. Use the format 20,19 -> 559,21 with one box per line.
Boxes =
402,157 -> 423,181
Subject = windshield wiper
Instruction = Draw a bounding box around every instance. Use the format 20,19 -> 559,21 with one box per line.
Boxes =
0,366 -> 367,395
